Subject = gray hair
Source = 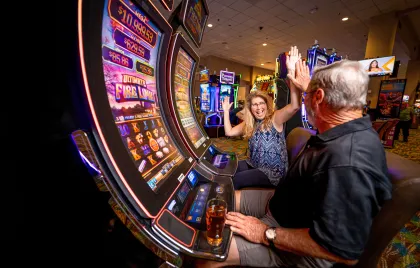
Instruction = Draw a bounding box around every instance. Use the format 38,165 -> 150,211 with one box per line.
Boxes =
308,60 -> 369,110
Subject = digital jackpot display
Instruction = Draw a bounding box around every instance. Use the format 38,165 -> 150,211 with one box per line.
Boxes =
101,0 -> 184,192
181,0 -> 208,47
174,48 -> 206,149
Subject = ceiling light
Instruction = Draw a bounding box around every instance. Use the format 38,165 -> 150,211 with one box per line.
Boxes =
261,63 -> 264,65
342,17 -> 348,21
263,43 -> 267,46
207,24 -> 213,27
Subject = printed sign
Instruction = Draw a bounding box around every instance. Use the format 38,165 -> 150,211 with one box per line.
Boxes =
220,70 -> 235,84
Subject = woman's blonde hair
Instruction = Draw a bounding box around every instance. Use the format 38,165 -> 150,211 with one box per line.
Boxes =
242,90 -> 274,139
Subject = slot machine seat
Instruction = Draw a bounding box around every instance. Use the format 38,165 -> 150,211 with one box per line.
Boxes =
285,127 -> 420,268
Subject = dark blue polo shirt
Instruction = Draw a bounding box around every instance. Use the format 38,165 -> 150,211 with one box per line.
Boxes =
269,116 -> 392,260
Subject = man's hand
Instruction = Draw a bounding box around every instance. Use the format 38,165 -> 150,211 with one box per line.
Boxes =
286,46 -> 301,76
222,96 -> 233,111
226,212 -> 268,244
287,60 -> 311,92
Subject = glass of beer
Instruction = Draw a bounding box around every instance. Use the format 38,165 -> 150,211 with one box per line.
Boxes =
206,198 -> 227,246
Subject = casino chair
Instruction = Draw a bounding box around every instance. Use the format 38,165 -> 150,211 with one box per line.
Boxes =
286,127 -> 420,268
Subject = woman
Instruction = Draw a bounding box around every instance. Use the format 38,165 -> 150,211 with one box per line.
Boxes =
368,60 -> 383,72
223,46 -> 309,189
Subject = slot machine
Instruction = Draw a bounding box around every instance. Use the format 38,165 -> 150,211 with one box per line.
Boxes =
163,0 -> 238,177
73,0 -> 234,266
164,33 -> 238,177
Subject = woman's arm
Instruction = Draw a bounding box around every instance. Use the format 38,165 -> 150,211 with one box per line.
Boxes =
273,57 -> 310,128
223,96 -> 245,136
272,81 -> 301,128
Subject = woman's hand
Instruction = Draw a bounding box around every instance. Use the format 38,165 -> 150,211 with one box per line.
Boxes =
286,46 -> 301,76
222,96 -> 233,111
287,60 -> 311,92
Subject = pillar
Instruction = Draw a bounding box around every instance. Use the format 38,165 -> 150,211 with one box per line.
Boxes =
364,12 -> 399,109
405,59 -> 420,105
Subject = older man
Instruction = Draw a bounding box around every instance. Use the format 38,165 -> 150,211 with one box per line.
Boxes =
197,59 -> 392,267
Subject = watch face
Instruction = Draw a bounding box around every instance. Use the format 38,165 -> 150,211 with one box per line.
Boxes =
266,228 -> 276,240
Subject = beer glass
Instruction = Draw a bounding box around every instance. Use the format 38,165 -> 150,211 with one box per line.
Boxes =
206,198 -> 227,246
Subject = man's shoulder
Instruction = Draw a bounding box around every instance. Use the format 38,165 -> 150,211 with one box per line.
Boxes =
309,128 -> 386,171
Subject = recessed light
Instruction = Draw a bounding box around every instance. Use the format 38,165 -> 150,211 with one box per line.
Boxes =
263,43 -> 267,46
342,17 -> 349,21
207,24 -> 213,27
261,63 -> 264,65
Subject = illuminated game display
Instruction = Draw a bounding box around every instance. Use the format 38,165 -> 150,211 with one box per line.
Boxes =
174,48 -> 206,148
101,0 -> 184,192
218,84 -> 232,111
178,0 -> 209,48
377,79 -> 406,118
200,83 -> 211,112
199,69 -> 211,112
315,53 -> 328,67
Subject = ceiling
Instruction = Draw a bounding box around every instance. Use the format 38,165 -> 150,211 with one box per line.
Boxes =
152,0 -> 420,71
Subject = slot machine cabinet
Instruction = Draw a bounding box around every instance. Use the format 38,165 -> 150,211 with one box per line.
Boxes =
75,0 -> 234,265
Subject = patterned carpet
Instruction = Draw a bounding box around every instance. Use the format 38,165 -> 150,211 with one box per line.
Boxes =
386,127 -> 420,164
211,128 -> 420,268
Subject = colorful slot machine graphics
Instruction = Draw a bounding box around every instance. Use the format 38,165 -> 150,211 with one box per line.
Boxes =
174,48 -> 206,149
101,0 -> 184,192
377,79 -> 406,118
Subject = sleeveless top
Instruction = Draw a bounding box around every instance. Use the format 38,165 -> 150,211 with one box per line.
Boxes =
246,121 -> 288,186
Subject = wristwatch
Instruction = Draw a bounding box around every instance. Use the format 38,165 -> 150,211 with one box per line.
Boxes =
265,227 -> 276,247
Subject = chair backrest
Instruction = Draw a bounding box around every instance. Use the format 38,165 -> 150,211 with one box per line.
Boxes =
285,127 -> 420,267
355,152 -> 420,267
285,127 -> 316,164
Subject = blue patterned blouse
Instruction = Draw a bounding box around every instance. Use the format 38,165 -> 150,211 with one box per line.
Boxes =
246,121 -> 288,186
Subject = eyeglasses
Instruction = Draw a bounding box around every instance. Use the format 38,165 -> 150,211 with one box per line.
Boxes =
251,102 -> 266,108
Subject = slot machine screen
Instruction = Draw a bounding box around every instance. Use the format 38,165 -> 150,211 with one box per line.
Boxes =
101,0 -> 184,192
179,0 -> 209,48
219,84 -> 231,111
200,83 -> 210,112
174,48 -> 206,149
315,54 -> 328,67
